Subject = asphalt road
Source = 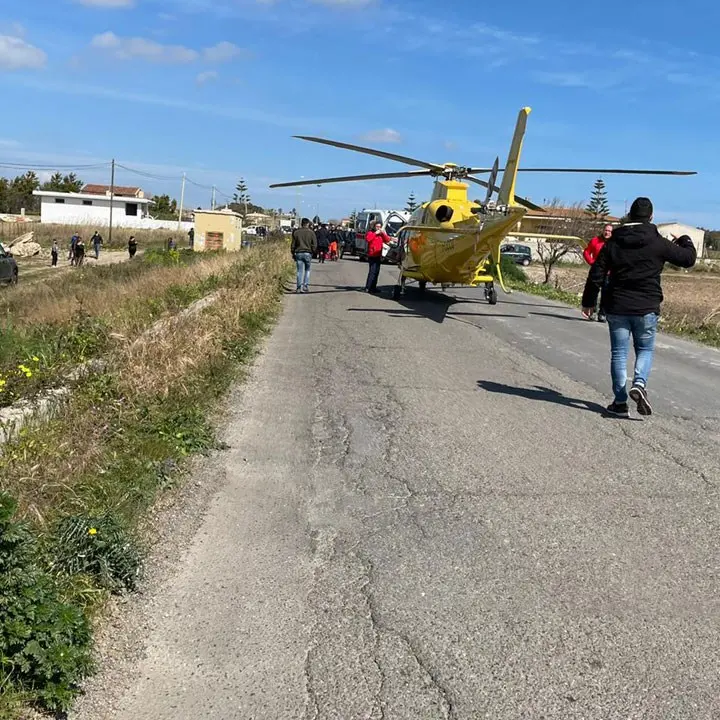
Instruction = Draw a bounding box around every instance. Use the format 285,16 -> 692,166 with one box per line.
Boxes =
78,258 -> 720,720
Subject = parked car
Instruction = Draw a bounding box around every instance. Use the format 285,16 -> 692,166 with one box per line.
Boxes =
500,243 -> 532,266
0,244 -> 18,286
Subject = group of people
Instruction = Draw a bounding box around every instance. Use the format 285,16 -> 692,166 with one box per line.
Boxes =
312,222 -> 353,263
581,196 -> 696,418
290,218 -> 390,294
54,230 -> 105,267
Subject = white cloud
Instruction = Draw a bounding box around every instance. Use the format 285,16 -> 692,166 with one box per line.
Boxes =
196,70 -> 218,85
203,41 -> 245,63
75,0 -> 135,7
90,31 -> 199,63
359,128 -> 402,144
89,33 -> 249,65
0,34 -> 47,70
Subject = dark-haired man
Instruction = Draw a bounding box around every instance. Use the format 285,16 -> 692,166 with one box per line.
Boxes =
291,218 -> 317,293
581,196 -> 696,418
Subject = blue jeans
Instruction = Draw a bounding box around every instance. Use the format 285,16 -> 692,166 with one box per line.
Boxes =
607,313 -> 658,403
295,252 -> 311,289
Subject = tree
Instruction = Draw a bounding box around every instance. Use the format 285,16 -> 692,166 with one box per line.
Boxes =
405,191 -> 418,214
41,172 -> 84,193
150,194 -> 179,220
61,173 -> 83,193
535,200 -> 595,284
585,178 -> 610,221
9,171 -> 40,214
233,178 -> 251,217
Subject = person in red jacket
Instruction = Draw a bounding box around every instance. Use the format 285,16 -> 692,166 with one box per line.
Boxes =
364,221 -> 389,293
583,223 -> 613,322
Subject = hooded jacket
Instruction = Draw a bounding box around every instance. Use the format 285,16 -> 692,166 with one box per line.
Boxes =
581,222 -> 696,316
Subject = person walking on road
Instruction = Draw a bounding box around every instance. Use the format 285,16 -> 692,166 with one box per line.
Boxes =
581,197 -> 696,418
291,218 -> 317,293
128,235 -> 138,259
73,236 -> 86,267
91,230 -> 103,260
583,223 -> 613,322
364,221 -> 389,294
316,224 -> 330,263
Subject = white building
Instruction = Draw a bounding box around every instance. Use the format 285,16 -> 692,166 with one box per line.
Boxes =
32,184 -> 192,231
657,223 -> 705,259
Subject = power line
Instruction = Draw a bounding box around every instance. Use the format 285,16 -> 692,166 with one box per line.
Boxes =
0,161 -> 111,171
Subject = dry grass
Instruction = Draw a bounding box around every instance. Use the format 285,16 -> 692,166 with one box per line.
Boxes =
0,252 -> 236,332
0,243 -> 291,523
526,265 -> 720,335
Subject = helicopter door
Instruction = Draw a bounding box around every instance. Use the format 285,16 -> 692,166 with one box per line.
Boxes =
384,212 -> 406,239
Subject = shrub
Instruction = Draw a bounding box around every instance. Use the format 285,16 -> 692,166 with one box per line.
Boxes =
0,492 -> 94,713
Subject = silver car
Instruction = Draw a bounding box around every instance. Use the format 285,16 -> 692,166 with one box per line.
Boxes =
0,244 -> 18,285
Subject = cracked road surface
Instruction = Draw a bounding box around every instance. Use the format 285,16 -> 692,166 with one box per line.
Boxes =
79,259 -> 720,719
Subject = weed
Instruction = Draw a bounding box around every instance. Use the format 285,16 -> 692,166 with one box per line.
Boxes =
0,492 -> 94,714
49,513 -> 142,593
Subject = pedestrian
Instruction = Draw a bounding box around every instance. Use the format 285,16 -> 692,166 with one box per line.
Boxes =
188,227 -> 195,249
291,218 -> 317,293
73,236 -> 86,267
51,240 -> 59,267
128,235 -> 138,259
364,221 -> 388,293
91,230 -> 103,260
581,196 -> 696,418
69,232 -> 79,265
583,223 -> 613,322
316,224 -> 330,263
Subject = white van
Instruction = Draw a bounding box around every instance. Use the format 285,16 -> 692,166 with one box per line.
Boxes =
354,209 -> 410,261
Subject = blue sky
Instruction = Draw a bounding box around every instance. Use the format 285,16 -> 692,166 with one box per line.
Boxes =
1,0 -> 718,225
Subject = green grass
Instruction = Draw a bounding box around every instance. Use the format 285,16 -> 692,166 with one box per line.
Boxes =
0,243 -> 293,715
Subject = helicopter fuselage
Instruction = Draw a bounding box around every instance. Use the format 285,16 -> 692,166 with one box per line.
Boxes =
397,179 -> 526,288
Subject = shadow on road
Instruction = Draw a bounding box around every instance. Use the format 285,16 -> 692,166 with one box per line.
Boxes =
529,311 -> 587,322
476,380 -> 612,415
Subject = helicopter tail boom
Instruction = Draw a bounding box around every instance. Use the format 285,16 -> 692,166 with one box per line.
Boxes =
497,107 -> 531,208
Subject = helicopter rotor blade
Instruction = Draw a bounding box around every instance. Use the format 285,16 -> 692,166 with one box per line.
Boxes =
293,135 -> 445,172
514,168 -> 697,175
484,157 -> 500,205
269,169 -> 434,189
466,175 -> 544,212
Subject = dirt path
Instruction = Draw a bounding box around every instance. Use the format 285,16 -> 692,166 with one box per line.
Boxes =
16,249 -> 143,285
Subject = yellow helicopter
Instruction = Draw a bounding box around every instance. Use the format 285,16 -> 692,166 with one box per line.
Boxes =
270,107 -> 696,303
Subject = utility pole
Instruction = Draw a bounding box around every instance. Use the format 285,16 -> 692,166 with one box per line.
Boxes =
211,185 -> 216,210
178,172 -> 186,230
108,158 -> 115,247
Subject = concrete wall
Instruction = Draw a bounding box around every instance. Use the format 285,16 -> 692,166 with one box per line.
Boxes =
194,211 -> 242,252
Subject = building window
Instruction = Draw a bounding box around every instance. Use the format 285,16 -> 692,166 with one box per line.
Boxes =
125,203 -> 138,217
54,198 -> 65,204
83,200 -> 93,206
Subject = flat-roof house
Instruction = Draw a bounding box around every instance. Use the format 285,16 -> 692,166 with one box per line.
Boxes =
32,185 -> 192,231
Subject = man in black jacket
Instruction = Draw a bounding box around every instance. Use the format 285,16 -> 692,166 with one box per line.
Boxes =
581,196 -> 696,418
316,224 -> 330,263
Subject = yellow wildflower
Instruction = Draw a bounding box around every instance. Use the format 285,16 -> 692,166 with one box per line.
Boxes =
88,528 -> 97,536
